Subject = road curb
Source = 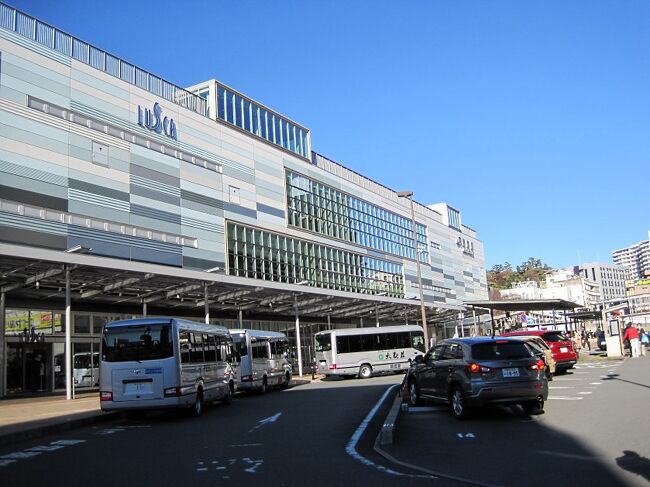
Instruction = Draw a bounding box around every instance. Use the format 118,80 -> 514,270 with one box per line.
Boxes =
0,411 -> 119,448
377,384 -> 404,446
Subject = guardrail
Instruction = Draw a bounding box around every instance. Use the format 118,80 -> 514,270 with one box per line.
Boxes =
0,2 -> 207,117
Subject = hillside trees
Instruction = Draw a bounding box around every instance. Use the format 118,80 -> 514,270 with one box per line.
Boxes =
487,257 -> 551,290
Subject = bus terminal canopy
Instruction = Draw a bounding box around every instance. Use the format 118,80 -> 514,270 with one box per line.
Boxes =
0,243 -> 461,322
465,299 -> 581,313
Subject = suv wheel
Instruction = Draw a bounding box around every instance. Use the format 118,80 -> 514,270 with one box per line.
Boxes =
450,386 -> 469,420
408,380 -> 421,406
522,396 -> 544,416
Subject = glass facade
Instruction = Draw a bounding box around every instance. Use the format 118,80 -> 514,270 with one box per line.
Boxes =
216,85 -> 310,159
227,222 -> 404,297
448,206 -> 461,230
286,171 -> 429,263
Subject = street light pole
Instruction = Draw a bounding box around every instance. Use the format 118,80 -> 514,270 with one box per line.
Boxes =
397,191 -> 429,348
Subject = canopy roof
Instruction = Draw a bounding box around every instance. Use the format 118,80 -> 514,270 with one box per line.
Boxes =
465,299 -> 580,312
0,243 -> 462,322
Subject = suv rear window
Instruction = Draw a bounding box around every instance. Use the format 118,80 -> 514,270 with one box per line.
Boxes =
471,342 -> 533,360
542,332 -> 569,342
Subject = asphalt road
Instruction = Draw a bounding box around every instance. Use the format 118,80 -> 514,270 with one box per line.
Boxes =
1,358 -> 647,487
0,375 -> 459,487
384,356 -> 650,487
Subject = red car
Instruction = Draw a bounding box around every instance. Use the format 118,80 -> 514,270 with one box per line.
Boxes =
502,330 -> 578,373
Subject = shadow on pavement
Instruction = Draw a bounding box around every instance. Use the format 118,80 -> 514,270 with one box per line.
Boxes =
616,450 -> 650,482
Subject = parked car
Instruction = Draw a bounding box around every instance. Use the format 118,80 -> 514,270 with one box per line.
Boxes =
405,337 -> 548,419
502,330 -> 578,373
509,335 -> 556,379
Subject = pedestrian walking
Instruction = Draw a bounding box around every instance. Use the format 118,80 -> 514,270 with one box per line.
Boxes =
581,328 -> 590,351
638,326 -> 647,357
622,323 -> 640,358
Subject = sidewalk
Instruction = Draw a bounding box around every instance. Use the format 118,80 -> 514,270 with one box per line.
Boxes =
0,375 -> 317,448
0,391 -> 115,447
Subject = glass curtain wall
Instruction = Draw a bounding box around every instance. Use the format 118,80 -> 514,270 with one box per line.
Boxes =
286,171 -> 429,263
216,85 -> 310,159
226,222 -> 404,297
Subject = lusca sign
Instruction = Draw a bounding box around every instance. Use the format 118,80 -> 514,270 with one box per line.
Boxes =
137,102 -> 177,140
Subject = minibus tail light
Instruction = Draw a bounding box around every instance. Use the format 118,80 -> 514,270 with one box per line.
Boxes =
329,364 -> 336,370
164,387 -> 181,397
100,391 -> 113,401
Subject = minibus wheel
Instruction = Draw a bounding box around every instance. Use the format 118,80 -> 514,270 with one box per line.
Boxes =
192,388 -> 204,417
358,364 -> 373,379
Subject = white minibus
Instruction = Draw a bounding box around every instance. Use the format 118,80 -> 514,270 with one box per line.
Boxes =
100,317 -> 236,416
73,352 -> 99,388
314,325 -> 425,378
230,329 -> 292,393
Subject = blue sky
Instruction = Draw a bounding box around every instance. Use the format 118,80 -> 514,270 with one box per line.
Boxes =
10,0 -> 650,270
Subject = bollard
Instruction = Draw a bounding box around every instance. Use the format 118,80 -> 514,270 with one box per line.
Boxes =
311,362 -> 316,380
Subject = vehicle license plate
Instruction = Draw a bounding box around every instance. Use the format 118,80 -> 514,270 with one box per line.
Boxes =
125,382 -> 150,394
502,368 -> 520,378
560,347 -> 568,353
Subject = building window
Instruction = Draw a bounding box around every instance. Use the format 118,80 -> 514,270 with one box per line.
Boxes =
215,84 -> 310,159
448,207 -> 461,230
285,171 -> 428,263
226,222 -> 404,298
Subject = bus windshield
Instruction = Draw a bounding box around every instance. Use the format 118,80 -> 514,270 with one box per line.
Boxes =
315,333 -> 332,352
102,323 -> 173,362
231,333 -> 248,357
74,353 -> 98,369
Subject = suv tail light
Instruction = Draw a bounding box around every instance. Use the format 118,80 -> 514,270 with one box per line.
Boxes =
468,363 -> 492,374
527,359 -> 546,371
100,391 -> 113,401
329,364 -> 337,370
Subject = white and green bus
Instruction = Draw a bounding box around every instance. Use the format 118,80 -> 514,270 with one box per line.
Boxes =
314,325 -> 425,379
100,318 -> 236,416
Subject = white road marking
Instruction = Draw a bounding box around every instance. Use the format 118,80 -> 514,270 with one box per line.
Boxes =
536,450 -> 598,461
578,391 -> 593,395
248,412 -> 282,433
548,396 -> 583,401
549,386 -> 573,389
0,439 -> 86,469
457,433 -> 476,439
346,385 -> 405,476
590,382 -> 602,385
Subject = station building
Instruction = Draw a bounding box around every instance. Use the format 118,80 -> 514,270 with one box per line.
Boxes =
0,3 -> 487,397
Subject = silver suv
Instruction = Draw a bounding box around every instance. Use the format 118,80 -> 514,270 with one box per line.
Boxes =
405,337 -> 548,419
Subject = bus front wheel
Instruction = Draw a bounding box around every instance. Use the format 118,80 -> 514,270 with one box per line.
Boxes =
358,364 -> 373,379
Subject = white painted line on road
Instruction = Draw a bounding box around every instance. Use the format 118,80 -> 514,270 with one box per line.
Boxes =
248,412 -> 282,433
578,392 -> 593,395
548,396 -> 583,401
549,386 -> 573,389
590,382 -> 602,385
0,439 -> 86,468
536,450 -> 598,462
345,384 -> 407,477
